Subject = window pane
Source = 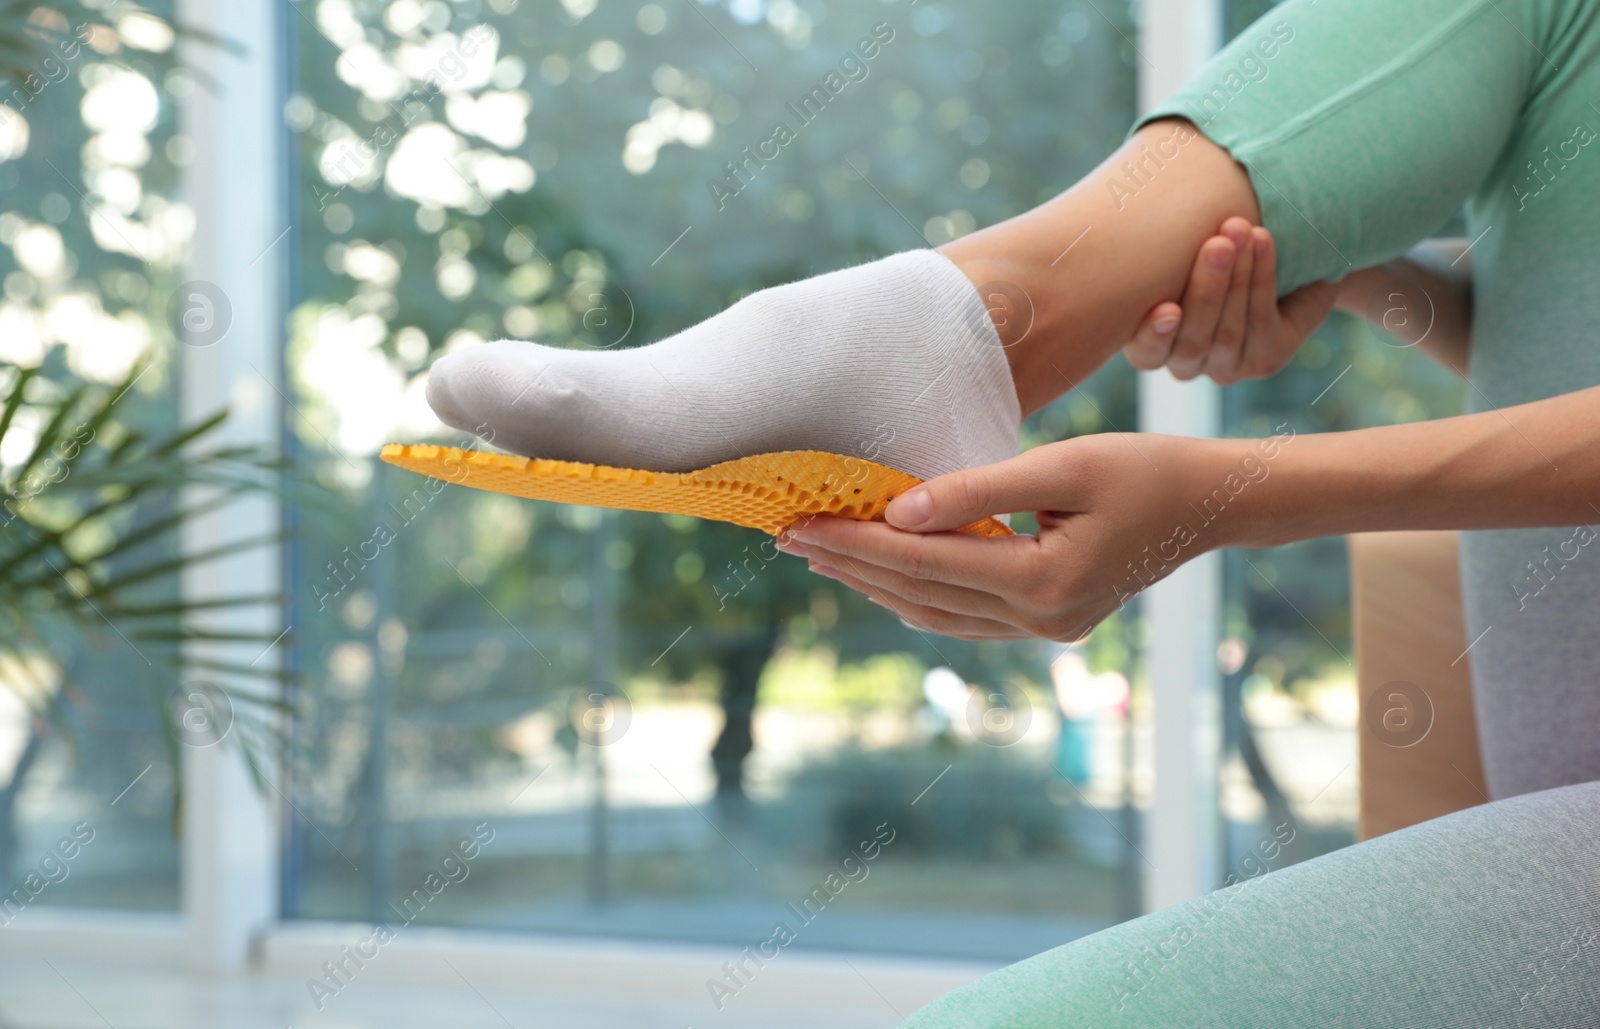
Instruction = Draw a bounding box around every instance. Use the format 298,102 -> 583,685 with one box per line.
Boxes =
285,0 -> 1146,958
0,4 -> 189,915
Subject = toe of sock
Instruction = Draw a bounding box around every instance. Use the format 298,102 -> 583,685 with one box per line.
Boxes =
423,348 -> 481,435
425,340 -> 570,454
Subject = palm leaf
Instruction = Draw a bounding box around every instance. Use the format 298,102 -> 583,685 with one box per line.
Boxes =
102,593 -> 281,619
0,365 -> 38,445
0,357 -> 308,825
0,2 -> 244,89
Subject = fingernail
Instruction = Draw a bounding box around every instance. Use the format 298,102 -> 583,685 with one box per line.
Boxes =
1153,315 -> 1180,335
887,488 -> 932,528
1206,245 -> 1233,270
810,562 -> 840,580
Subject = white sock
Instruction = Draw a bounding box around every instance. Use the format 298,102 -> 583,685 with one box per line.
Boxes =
424,249 -> 1021,480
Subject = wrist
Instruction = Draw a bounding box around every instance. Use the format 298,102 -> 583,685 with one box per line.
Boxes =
1226,421 -> 1466,548
1181,430 -> 1307,552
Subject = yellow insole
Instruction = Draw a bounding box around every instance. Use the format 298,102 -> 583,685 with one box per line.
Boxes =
379,444 -> 1013,538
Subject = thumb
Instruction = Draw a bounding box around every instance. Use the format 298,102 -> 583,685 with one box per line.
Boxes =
886,448 -> 1071,532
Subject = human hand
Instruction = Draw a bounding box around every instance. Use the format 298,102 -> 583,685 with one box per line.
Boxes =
1124,218 -> 1340,385
778,430 -> 1290,641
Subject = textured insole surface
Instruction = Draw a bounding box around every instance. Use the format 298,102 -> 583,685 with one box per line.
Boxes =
379,445 -> 1014,538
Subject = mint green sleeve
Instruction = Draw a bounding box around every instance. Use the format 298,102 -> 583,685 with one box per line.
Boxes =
1137,0 -> 1539,293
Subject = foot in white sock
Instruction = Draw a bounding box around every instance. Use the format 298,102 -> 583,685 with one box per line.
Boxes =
424,250 -> 1021,481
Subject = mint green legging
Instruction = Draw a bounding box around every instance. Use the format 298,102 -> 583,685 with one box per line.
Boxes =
906,0 -> 1600,1024
905,783 -> 1600,1027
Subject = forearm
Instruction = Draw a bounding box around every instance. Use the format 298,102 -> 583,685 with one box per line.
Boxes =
1230,385 -> 1600,548
939,119 -> 1260,416
1334,239 -> 1473,374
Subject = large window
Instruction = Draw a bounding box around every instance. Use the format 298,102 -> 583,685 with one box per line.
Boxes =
0,0 -> 1486,991
283,0 -> 1147,959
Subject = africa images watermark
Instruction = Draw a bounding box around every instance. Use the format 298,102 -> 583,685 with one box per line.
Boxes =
311,25 -> 494,212
1519,921 -> 1600,1013
704,821 -> 897,1011
1511,519 -> 1600,611
709,21 -> 897,211
305,822 -> 496,1010
0,14 -> 107,126
1104,117 -> 1205,211
714,422 -> 895,610
1108,821 -> 1297,1015
1112,423 -> 1296,607
1189,20 -> 1295,127
311,424 -> 495,611
1103,19 -> 1294,212
0,821 -> 97,927
1510,102 -> 1600,211
0,422 -> 95,527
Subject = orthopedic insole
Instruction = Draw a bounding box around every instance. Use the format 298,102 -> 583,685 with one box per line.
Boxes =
379,444 -> 1013,538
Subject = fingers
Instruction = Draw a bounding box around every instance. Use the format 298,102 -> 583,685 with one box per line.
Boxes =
885,447 -> 1079,533
1124,302 -> 1183,371
1165,235 -> 1237,379
807,547 -> 1012,622
1236,228 -> 1291,380
1230,229 -> 1340,381
807,558 -> 1028,641
785,516 -> 1037,592
1204,219 -> 1256,383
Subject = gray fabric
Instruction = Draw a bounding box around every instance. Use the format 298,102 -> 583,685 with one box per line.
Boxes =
1462,526 -> 1600,797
